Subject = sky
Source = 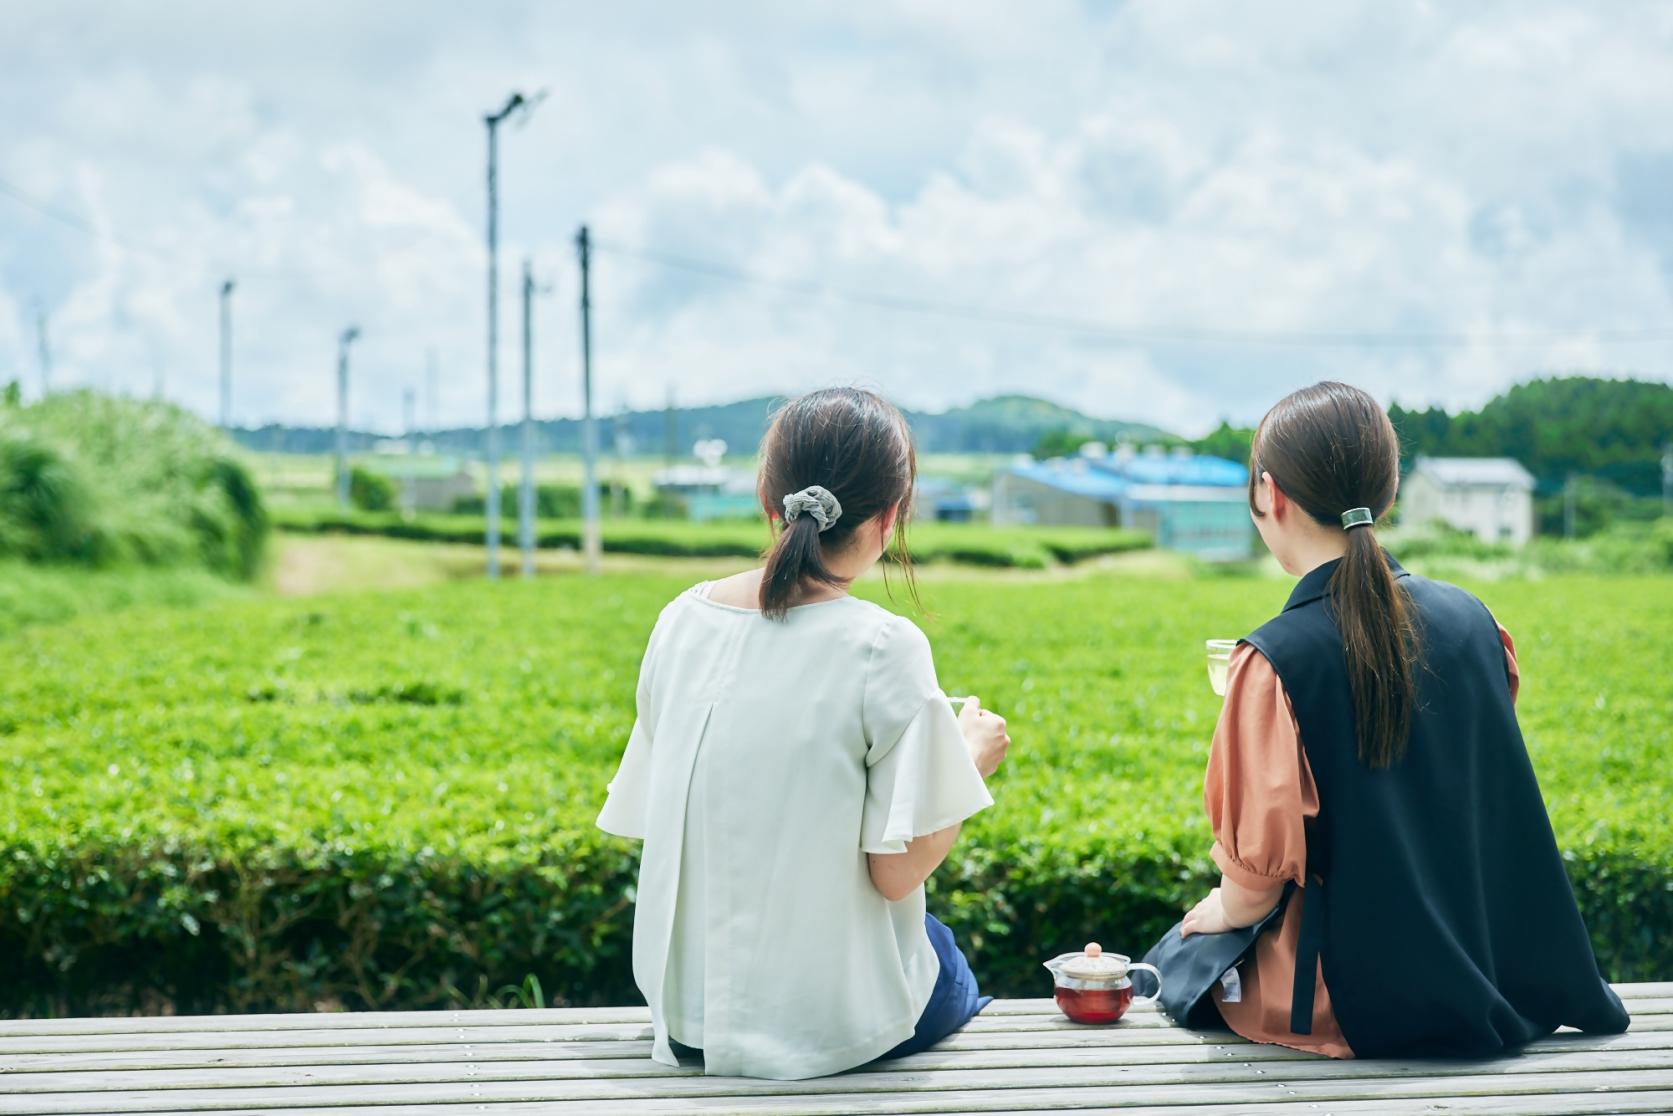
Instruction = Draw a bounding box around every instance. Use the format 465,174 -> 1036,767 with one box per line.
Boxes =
2,0 -> 1672,437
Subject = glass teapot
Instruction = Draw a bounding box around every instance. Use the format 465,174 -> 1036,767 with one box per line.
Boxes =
1043,942 -> 1163,1024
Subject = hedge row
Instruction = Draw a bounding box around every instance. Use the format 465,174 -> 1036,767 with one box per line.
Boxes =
3,573 -> 1667,1016
5,816 -> 1668,1017
270,506 -> 1152,569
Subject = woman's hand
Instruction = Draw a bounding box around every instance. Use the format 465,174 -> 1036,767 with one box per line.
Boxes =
1180,888 -> 1233,938
1181,877 -> 1287,937
958,696 -> 1010,779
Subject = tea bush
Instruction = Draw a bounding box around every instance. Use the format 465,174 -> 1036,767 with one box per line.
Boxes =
270,506 -> 1151,570
1,572 -> 1667,1015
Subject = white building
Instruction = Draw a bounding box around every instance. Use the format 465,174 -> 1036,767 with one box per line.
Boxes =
1400,456 -> 1536,547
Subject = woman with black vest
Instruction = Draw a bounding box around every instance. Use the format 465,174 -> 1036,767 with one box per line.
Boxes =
1175,381 -> 1629,1058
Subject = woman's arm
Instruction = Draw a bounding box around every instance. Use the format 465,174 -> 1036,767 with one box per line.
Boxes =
1182,644 -> 1314,935
865,698 -> 1009,902
1181,876 -> 1287,937
867,822 -> 962,902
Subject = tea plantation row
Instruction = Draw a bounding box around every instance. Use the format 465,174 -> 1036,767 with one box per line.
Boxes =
270,506 -> 1151,569
2,572 -> 1668,1016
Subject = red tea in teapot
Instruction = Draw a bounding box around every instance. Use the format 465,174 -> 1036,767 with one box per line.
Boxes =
1054,982 -> 1134,1025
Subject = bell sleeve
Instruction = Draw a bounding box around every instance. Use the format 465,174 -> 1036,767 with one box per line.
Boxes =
1203,643 -> 1318,892
859,615 -> 994,855
596,601 -> 672,840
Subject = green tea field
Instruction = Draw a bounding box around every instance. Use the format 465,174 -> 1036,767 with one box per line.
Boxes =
3,567 -> 1669,1017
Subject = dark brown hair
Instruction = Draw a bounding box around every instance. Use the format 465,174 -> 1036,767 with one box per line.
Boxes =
757,388 -> 920,620
1249,381 -> 1419,769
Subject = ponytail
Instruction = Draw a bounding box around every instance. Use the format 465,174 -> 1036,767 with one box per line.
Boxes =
754,388 -> 920,621
760,514 -> 843,620
1332,519 -> 1419,768
1250,381 -> 1420,769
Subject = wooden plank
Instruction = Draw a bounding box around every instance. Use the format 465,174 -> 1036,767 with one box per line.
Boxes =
3,1066 -> 1672,1115
0,1014 -> 1209,1056
4,1011 -> 1669,1058
1,984 -> 1662,1038
4,1023 -> 1667,1078
182,1093 -> 1673,1116
932,1095 -> 1673,1116
3,1045 -> 1670,1097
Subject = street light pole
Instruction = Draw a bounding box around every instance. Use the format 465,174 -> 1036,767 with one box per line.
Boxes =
576,225 -> 601,574
336,326 -> 360,508
519,258 -> 542,578
482,89 -> 543,580
218,278 -> 235,428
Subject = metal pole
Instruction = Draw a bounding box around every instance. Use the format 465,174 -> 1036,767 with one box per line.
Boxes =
519,258 -> 537,577
665,382 -> 677,465
336,327 -> 358,508
403,387 -> 417,518
484,113 -> 503,577
425,347 -> 438,451
1661,442 -> 1673,518
35,306 -> 51,396
218,278 -> 235,427
577,225 -> 601,574
1563,471 -> 1576,539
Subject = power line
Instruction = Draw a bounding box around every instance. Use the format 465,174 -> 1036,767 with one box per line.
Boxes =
592,240 -> 1673,350
0,175 -> 169,261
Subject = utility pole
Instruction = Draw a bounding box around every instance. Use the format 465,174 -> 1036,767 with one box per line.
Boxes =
664,383 -> 678,465
336,326 -> 360,508
482,89 -> 544,580
425,347 -> 438,451
576,225 -> 601,574
402,387 -> 417,518
218,278 -> 235,427
518,258 -> 550,578
34,305 -> 51,396
1563,471 -> 1576,539
1661,442 -> 1673,518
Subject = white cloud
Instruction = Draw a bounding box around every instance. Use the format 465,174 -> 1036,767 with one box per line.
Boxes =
1,0 -> 1671,436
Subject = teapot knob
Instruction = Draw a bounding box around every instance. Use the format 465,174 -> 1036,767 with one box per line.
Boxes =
1084,942 -> 1102,958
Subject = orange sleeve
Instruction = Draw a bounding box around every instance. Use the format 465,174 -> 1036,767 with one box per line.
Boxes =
1497,621 -> 1520,706
1204,644 -> 1319,893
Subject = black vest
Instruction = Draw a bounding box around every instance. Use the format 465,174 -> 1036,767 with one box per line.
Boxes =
1245,554 -> 1630,1058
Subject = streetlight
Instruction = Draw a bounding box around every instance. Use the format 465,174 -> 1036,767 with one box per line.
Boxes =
576,224 -> 600,575
218,278 -> 235,428
336,326 -> 360,508
482,88 -> 545,579
519,258 -> 553,578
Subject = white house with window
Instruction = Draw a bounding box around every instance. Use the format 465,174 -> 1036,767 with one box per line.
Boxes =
1399,456 -> 1536,547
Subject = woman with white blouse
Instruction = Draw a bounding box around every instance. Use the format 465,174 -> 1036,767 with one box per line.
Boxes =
597,388 -> 1011,1080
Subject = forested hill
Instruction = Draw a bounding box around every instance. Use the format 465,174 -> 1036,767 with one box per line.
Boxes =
1390,376 -> 1673,493
233,394 -> 1172,458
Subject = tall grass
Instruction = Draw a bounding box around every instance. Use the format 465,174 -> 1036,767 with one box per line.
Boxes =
0,390 -> 269,579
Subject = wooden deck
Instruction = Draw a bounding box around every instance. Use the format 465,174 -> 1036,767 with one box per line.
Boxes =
0,984 -> 1667,1115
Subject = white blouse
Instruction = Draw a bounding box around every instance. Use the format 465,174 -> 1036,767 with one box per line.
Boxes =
596,583 -> 993,1080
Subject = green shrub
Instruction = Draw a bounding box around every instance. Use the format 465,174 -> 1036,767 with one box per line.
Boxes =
348,466 -> 396,512
0,390 -> 269,579
0,572 -> 1665,1016
451,483 -> 625,520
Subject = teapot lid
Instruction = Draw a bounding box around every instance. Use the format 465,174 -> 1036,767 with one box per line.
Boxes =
1052,942 -> 1131,981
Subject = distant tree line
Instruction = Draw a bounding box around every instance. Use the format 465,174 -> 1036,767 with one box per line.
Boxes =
1388,376 -> 1672,496
1033,375 -> 1670,494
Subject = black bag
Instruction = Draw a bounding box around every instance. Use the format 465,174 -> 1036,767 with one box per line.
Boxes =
1141,884 -> 1294,1029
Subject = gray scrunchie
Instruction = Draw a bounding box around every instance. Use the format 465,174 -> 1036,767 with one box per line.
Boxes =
782,486 -> 842,532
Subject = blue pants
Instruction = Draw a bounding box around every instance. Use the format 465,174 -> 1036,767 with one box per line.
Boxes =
877,913 -> 992,1060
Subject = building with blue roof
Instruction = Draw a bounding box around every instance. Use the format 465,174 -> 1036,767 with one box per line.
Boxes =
992,445 -> 1255,559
